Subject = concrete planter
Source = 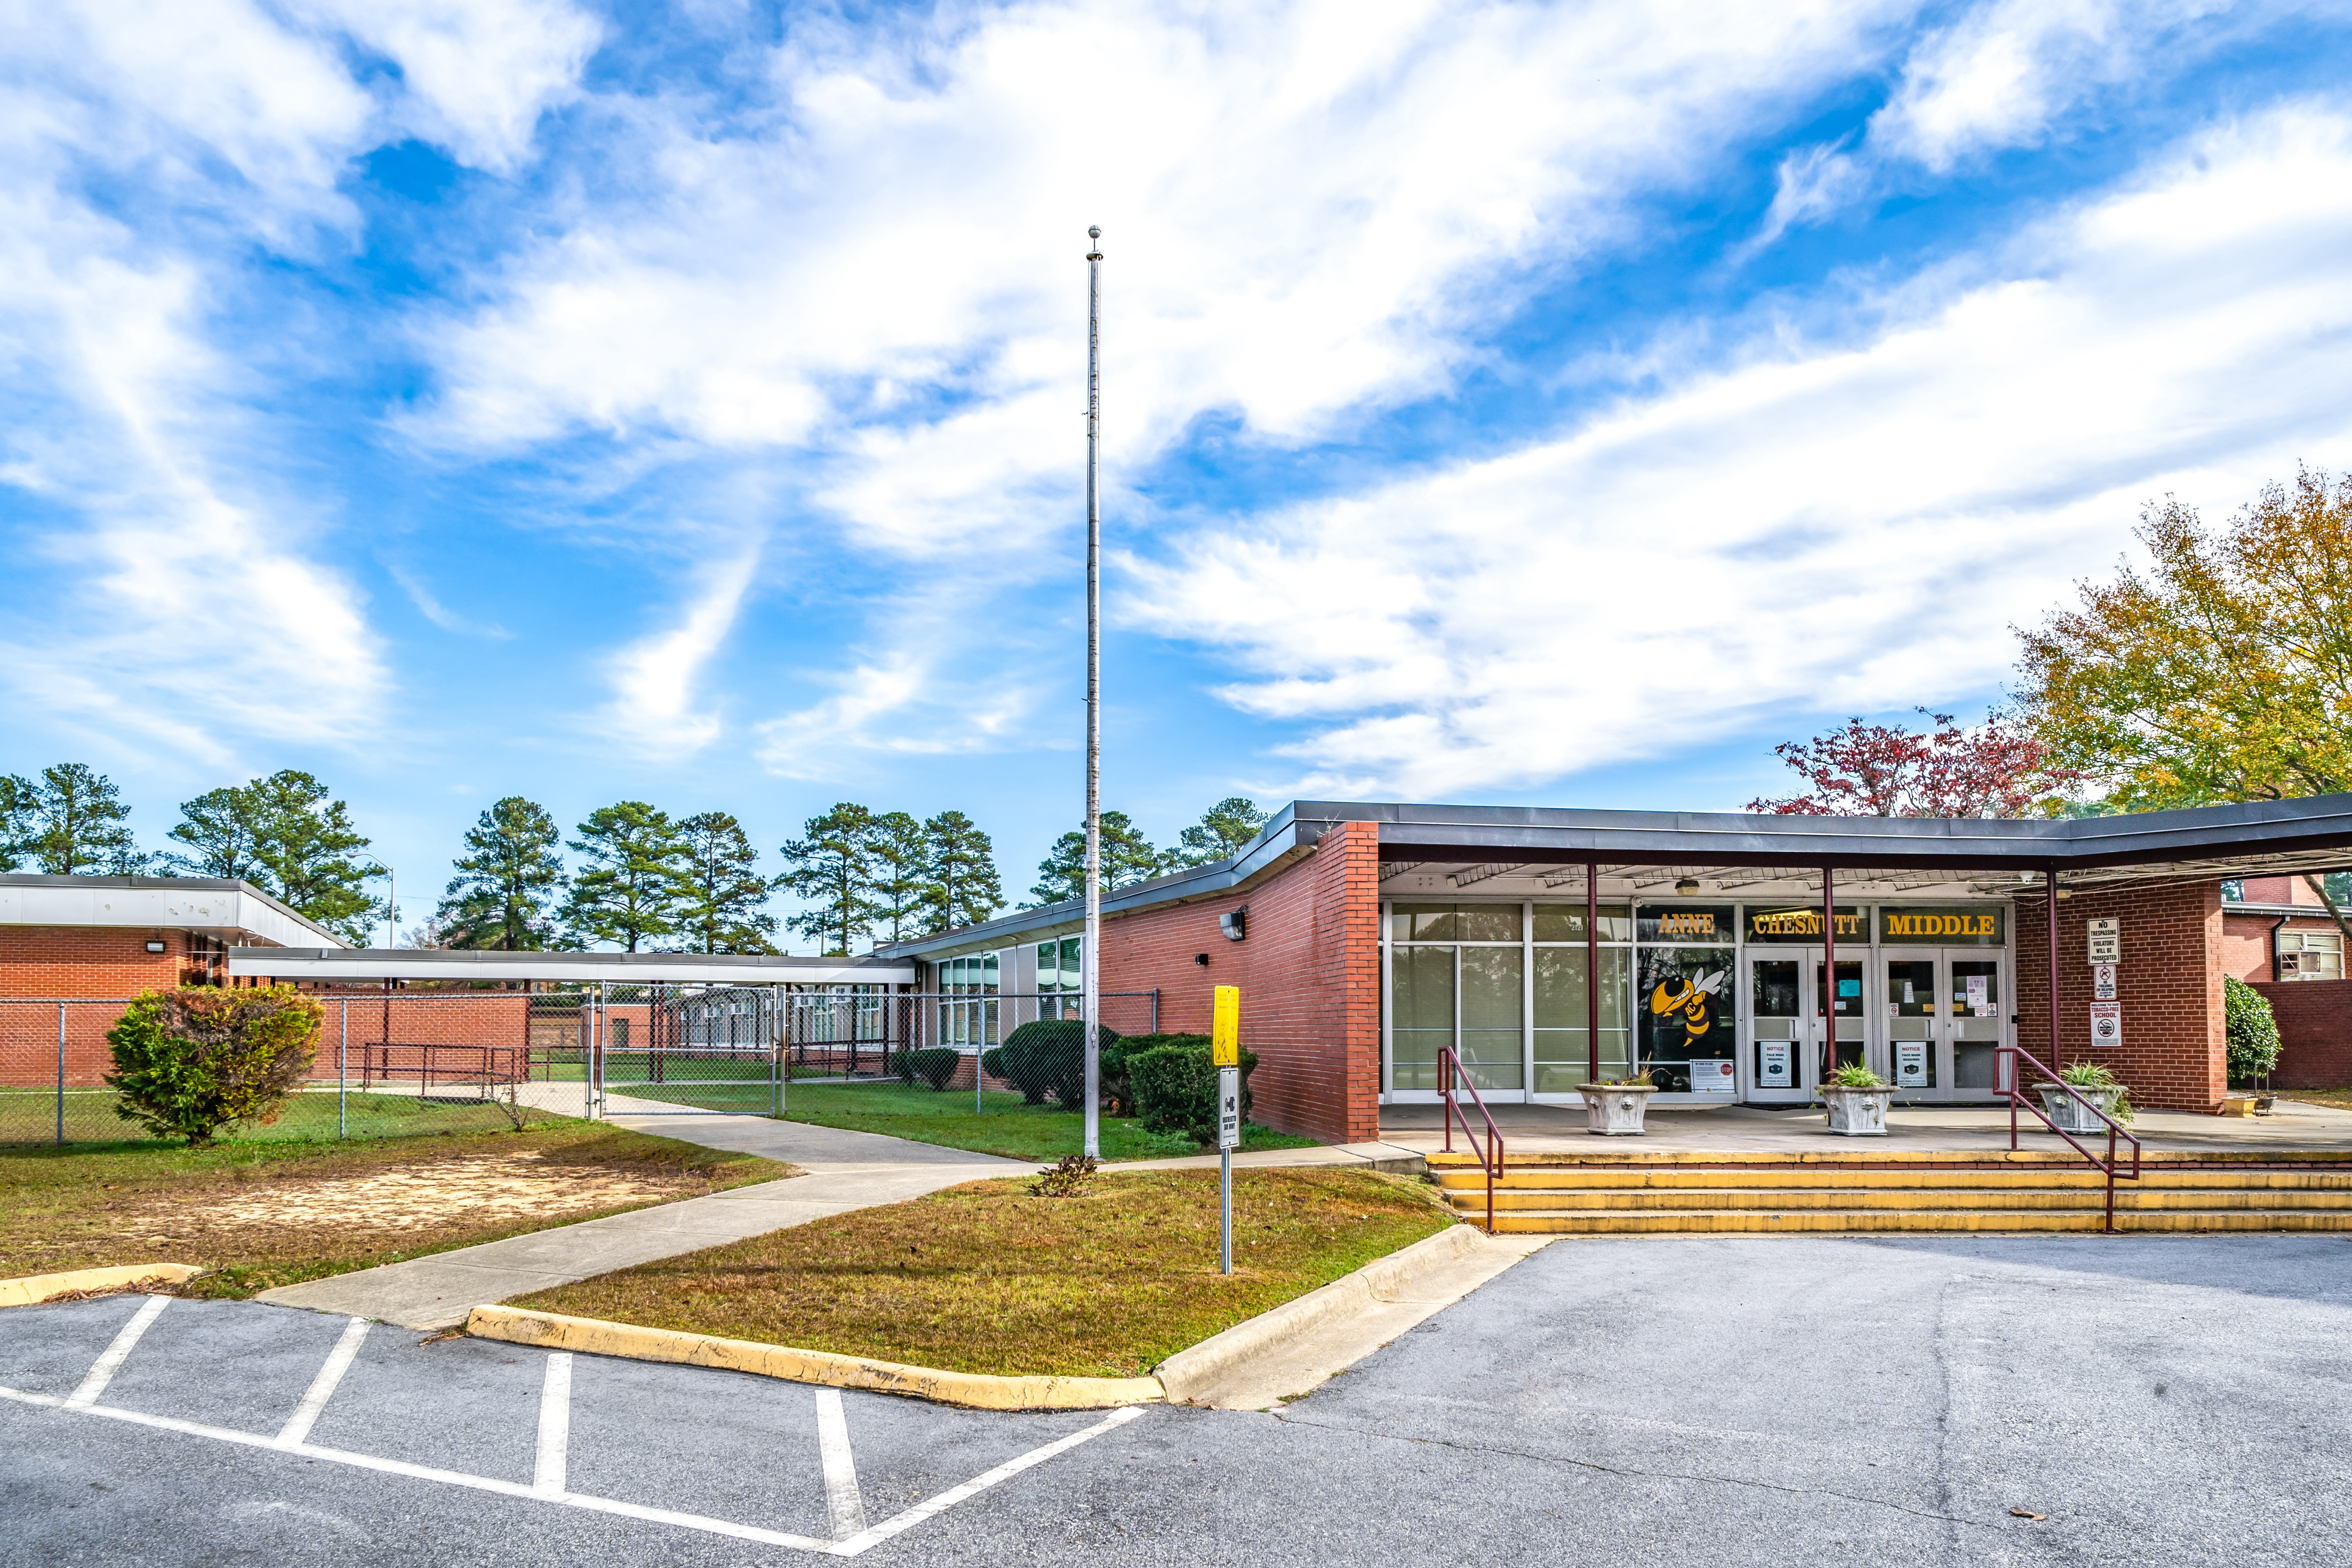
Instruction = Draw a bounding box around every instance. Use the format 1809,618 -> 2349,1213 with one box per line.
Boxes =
1820,1085 -> 1894,1136
2038,1083 -> 2126,1134
1578,1084 -> 1653,1136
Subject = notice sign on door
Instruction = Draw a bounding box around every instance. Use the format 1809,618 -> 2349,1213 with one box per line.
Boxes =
2093,963 -> 2117,1002
1691,1059 -> 1736,1094
2087,917 -> 2122,964
1895,1040 -> 1929,1087
1759,1040 -> 1793,1088
2089,1001 -> 2123,1049
1966,975 -> 1990,1015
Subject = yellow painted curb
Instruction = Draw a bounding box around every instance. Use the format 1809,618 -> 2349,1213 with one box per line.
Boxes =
465,1305 -> 1166,1411
0,1262 -> 204,1309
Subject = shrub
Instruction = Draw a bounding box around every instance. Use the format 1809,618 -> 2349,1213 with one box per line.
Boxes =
2225,976 -> 2283,1087
2051,1058 -> 2135,1123
105,985 -> 325,1146
1129,1036 -> 1258,1144
982,1019 -> 1118,1109
1826,1063 -> 1887,1089
1099,1032 -> 1206,1118
888,1047 -> 963,1091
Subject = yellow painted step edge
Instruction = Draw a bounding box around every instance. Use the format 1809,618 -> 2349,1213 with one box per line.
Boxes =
0,1263 -> 204,1309
466,1304 -> 1165,1412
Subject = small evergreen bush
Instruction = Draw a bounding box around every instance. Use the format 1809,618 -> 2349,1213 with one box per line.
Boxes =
1129,1036 -> 1258,1144
981,1018 -> 1118,1109
105,985 -> 325,1145
1098,1032 -> 1204,1118
2225,976 -> 2283,1087
888,1047 -> 964,1091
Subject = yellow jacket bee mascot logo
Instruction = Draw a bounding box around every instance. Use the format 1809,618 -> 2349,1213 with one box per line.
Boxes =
1649,969 -> 1728,1050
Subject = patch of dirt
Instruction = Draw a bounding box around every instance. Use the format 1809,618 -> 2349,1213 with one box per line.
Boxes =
114,1149 -> 706,1245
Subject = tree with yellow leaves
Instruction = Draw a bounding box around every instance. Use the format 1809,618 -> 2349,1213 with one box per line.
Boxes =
2014,465 -> 2352,936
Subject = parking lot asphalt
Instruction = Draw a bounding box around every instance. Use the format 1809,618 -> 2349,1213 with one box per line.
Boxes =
6,1234 -> 2349,1566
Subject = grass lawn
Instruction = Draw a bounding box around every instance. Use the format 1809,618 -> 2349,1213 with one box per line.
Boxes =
771,1082 -> 1318,1162
512,1167 -> 1454,1377
0,1085 -> 564,1146
2276,1088 -> 2352,1110
0,1123 -> 792,1299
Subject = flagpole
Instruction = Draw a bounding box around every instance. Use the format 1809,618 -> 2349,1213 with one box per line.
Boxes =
1083,225 -> 1103,1161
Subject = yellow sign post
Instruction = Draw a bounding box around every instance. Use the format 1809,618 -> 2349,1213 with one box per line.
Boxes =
1212,985 -> 1240,1273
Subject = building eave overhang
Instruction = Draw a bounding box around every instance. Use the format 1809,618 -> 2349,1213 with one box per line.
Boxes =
225,949 -> 915,985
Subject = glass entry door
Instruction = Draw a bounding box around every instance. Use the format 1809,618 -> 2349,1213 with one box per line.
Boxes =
1881,952 -> 2008,1100
1746,955 -> 1810,1102
1816,957 -> 1870,1076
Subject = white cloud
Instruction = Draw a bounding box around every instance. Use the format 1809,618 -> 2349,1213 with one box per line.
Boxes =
414,0 -> 1915,760
595,548 -> 762,754
0,0 -> 596,762
1125,106 -> 2352,798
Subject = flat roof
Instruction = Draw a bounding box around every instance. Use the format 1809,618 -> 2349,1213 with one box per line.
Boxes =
227,949 -> 915,985
0,873 -> 349,948
885,795 -> 2352,959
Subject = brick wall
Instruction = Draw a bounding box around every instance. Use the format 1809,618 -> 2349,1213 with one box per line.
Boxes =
0,926 -> 215,1000
1096,822 -> 1381,1144
2013,882 -> 2224,1112
2250,979 -> 2352,1088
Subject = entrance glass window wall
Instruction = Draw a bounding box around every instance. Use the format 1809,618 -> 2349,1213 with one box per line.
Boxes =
1382,896 -> 2014,1106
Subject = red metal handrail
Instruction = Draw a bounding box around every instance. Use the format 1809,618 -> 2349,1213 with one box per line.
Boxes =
1437,1045 -> 1505,1234
1998,1044 -> 2142,1232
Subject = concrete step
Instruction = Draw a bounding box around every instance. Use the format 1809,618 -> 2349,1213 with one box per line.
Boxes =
1478,1208 -> 2352,1234
1442,1185 -> 2352,1214
1431,1167 -> 2352,1192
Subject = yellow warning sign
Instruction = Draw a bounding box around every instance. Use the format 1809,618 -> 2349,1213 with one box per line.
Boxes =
1212,985 -> 1240,1067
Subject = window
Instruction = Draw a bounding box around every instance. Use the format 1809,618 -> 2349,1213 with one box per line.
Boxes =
1387,904 -> 1523,1093
2279,931 -> 2344,981
1036,937 -> 1082,1019
938,954 -> 1000,1046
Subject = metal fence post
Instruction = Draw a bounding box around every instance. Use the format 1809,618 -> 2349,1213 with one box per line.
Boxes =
339,1000 -> 348,1139
57,1002 -> 67,1146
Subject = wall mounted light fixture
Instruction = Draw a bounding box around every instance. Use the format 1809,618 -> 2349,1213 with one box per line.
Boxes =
1220,907 -> 1248,942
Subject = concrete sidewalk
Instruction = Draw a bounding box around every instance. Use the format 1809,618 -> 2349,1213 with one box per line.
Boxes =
256,1096 -> 1026,1330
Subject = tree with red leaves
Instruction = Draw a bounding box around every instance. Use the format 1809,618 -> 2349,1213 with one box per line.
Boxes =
1747,709 -> 2073,818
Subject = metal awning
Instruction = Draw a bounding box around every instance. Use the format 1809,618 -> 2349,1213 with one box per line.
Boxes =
226,948 -> 916,986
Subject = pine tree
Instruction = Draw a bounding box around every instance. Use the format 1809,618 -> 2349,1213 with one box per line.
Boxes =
164,786 -> 265,880
562,802 -> 689,951
242,772 -> 384,942
1029,809 -> 1165,906
437,797 -> 569,950
868,811 -> 930,945
163,772 -> 381,941
0,773 -> 38,870
1175,796 -> 1269,866
677,811 -> 778,954
777,803 -> 884,955
921,809 -> 1002,933
14,764 -> 145,874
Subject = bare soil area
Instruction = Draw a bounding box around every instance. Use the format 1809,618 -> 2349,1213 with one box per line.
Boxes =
2,1125 -> 794,1298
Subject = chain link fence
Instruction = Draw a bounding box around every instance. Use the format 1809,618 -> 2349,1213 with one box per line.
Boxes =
2,985 -> 1169,1147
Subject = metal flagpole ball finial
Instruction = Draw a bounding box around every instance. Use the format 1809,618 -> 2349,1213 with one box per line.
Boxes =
1089,225 -> 1100,238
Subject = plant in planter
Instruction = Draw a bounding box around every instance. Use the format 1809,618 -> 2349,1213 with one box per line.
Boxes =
1578,1069 -> 1654,1136
1819,1062 -> 1895,1136
2038,1060 -> 2133,1134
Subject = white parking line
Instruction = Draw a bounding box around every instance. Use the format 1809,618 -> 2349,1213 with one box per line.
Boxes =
0,1367 -> 1147,1558
65,1295 -> 169,1409
275,1318 -> 369,1449
815,1388 -> 867,1540
534,1353 -> 572,1495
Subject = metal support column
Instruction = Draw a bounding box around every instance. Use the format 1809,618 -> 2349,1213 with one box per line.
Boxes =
339,1001 -> 348,1139
1586,858 -> 1601,1084
56,1002 -> 66,1146
2047,868 -> 2063,1077
1821,866 -> 1837,1085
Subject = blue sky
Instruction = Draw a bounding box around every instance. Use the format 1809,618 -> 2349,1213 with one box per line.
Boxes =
7,0 -> 2352,945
